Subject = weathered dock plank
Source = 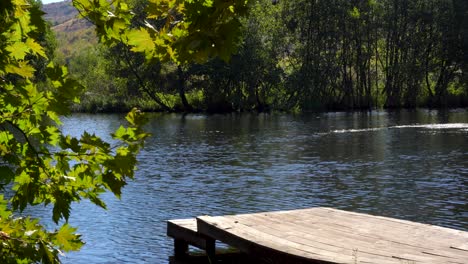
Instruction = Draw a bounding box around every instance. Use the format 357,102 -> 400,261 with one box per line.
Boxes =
195,207 -> 468,264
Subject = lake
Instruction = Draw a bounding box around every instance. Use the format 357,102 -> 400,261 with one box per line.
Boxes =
31,109 -> 468,263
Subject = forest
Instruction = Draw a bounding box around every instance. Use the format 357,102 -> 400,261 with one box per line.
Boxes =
43,0 -> 468,113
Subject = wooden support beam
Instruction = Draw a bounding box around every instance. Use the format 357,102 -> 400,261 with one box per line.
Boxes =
205,237 -> 216,262
174,239 -> 189,258
167,218 -> 218,260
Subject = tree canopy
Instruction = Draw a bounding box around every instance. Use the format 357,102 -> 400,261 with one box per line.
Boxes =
53,0 -> 467,113
72,0 -> 249,64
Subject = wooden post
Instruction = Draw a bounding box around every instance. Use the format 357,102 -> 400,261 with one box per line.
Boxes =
205,238 -> 216,262
174,239 -> 189,258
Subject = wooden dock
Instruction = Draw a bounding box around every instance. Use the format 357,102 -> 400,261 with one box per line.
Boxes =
167,207 -> 468,263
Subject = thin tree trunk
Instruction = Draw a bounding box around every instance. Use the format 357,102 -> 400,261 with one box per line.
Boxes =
177,66 -> 193,112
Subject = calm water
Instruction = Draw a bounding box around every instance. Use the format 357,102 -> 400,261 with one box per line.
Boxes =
31,110 -> 467,263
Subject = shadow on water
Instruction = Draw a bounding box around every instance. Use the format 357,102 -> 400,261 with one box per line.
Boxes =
24,109 -> 468,263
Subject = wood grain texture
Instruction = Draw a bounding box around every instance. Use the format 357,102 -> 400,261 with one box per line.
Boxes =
196,207 -> 468,264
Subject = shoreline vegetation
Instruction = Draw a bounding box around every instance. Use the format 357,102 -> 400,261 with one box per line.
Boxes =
44,0 -> 467,114
71,99 -> 468,114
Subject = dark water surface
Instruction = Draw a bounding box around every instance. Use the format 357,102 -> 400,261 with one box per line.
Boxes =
33,110 -> 467,263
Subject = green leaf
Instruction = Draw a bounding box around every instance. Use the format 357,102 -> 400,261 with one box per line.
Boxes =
87,192 -> 107,209
0,195 -> 12,218
26,38 -> 47,58
0,166 -> 15,187
46,126 -> 61,146
349,6 -> 360,19
39,240 -> 58,264
126,28 -> 155,56
102,171 -> 126,198
6,42 -> 29,60
113,125 -> 126,139
125,108 -> 148,127
5,62 -> 35,78
53,224 -> 84,252
52,193 -> 72,223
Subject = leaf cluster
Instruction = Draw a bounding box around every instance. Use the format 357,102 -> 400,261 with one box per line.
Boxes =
72,0 -> 249,64
0,0 -> 149,262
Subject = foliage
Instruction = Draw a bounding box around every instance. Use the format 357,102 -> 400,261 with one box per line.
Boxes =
0,0 -> 149,262
66,45 -> 132,113
277,0 -> 467,110
186,0 -> 285,112
1,0 -> 252,261
72,0 -> 249,64
69,0 -> 250,113
43,0 -> 466,113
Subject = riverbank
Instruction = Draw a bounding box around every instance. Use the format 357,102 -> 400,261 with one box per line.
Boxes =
71,95 -> 468,114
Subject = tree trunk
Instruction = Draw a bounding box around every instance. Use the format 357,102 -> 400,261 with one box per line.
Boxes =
177,66 -> 193,112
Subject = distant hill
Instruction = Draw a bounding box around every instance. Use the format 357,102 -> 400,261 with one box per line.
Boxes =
42,0 -> 92,34
43,0 -> 78,27
42,0 -> 97,60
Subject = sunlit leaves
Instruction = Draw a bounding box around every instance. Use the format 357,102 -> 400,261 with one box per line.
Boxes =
126,28 -> 156,59
46,63 -> 84,114
6,41 -> 30,60
73,0 -> 249,64
1,0 -> 246,261
1,0 -> 148,262
52,224 -> 83,252
349,6 -> 361,19
0,0 -> 47,80
0,213 -> 62,264
4,61 -> 35,78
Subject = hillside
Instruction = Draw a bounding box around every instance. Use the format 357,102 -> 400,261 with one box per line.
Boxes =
42,0 -> 93,34
42,0 -> 78,26
42,0 -> 97,60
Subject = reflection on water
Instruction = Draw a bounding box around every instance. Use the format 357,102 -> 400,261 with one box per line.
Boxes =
27,109 -> 468,263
